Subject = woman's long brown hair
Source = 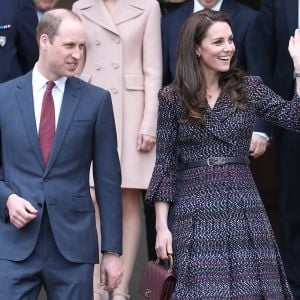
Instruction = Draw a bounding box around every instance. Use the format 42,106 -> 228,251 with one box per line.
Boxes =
173,9 -> 246,126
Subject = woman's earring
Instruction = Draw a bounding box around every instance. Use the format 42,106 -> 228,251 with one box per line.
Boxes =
196,53 -> 200,58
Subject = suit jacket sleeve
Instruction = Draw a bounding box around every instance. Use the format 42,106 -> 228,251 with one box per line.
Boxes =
93,91 -> 123,254
17,0 -> 39,74
245,6 -> 272,136
251,0 -> 275,87
0,87 -> 14,222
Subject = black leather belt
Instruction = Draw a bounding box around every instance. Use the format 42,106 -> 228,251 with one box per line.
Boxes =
183,156 -> 250,169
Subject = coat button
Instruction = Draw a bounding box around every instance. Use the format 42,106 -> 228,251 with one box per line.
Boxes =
43,177 -> 49,182
113,37 -> 120,44
111,88 -> 118,94
95,64 -> 102,70
112,62 -> 119,69
95,39 -> 101,45
37,202 -> 43,208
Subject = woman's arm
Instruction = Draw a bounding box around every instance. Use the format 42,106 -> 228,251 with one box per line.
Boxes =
155,201 -> 173,259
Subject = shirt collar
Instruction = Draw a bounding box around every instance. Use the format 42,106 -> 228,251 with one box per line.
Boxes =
32,64 -> 67,94
193,0 -> 223,13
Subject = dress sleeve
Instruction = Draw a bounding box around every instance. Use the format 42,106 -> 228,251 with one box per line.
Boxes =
247,76 -> 300,131
146,87 -> 178,204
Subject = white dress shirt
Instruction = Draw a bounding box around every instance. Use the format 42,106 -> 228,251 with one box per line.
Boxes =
32,65 -> 66,132
193,0 -> 223,12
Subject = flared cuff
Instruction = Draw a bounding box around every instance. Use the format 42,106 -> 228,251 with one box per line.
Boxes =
146,164 -> 176,204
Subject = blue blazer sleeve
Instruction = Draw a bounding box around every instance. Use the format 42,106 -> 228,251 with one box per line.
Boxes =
93,91 -> 123,254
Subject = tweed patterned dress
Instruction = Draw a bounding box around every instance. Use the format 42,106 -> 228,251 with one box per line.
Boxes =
146,76 -> 296,299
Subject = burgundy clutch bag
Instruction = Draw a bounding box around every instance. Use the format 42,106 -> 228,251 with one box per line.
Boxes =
139,255 -> 176,300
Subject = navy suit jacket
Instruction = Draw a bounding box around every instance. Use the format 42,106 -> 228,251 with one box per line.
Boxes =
0,0 -> 38,83
254,0 -> 297,100
0,73 -> 122,263
162,0 -> 271,135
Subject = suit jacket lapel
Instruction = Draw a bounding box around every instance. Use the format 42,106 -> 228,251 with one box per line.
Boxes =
220,0 -> 236,19
285,0 -> 298,35
15,72 -> 45,171
45,78 -> 81,175
76,0 -> 119,35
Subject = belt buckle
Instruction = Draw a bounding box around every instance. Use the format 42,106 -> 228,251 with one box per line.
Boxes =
207,157 -> 226,166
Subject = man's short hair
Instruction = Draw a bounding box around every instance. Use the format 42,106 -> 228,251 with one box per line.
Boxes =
36,9 -> 81,43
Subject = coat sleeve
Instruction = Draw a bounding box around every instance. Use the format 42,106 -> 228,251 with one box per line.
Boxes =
247,76 -> 300,131
17,0 -> 39,74
139,0 -> 163,138
146,87 -> 178,204
93,90 -> 123,254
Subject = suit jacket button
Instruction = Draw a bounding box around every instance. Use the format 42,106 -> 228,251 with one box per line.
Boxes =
37,202 -> 43,208
43,178 -> 48,182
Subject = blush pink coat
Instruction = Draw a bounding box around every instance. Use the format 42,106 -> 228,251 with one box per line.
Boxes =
73,0 -> 162,189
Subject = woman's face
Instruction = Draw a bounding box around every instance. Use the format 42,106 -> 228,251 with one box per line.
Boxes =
196,21 -> 235,75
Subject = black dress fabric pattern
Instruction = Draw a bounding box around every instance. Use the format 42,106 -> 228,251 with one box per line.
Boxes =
146,76 -> 297,299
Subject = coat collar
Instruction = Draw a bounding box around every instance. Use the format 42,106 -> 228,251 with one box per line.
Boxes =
76,0 -> 145,35
204,93 -> 238,144
16,73 -> 81,175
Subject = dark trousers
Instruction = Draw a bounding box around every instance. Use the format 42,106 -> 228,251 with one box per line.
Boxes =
276,129 -> 300,300
0,207 -> 93,300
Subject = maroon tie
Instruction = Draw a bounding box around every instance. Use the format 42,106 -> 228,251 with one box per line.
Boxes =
39,81 -> 55,165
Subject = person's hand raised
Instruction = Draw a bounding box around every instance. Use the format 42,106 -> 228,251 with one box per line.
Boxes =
289,28 -> 300,71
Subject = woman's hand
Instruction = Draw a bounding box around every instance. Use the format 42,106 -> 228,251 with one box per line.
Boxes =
155,227 -> 173,260
137,134 -> 156,152
289,28 -> 300,71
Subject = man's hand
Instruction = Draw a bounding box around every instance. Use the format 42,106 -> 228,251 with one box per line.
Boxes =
6,194 -> 38,228
100,253 -> 123,292
249,133 -> 269,159
137,134 -> 156,152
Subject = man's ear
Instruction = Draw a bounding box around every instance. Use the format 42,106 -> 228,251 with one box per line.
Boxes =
39,34 -> 49,51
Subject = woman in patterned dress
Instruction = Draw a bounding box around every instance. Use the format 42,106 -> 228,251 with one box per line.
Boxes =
146,9 -> 300,299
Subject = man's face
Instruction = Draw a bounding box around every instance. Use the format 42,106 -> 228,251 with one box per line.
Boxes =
198,0 -> 220,9
39,18 -> 86,80
33,0 -> 59,12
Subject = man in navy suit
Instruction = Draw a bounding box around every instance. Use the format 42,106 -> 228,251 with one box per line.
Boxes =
254,0 -> 300,298
0,9 -> 122,300
0,0 -> 39,83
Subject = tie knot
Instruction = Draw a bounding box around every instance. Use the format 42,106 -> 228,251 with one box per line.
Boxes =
46,81 -> 55,92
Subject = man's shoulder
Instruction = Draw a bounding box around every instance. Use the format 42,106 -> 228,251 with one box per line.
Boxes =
162,1 -> 193,27
229,1 -> 257,19
70,77 -> 110,98
0,72 -> 31,91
